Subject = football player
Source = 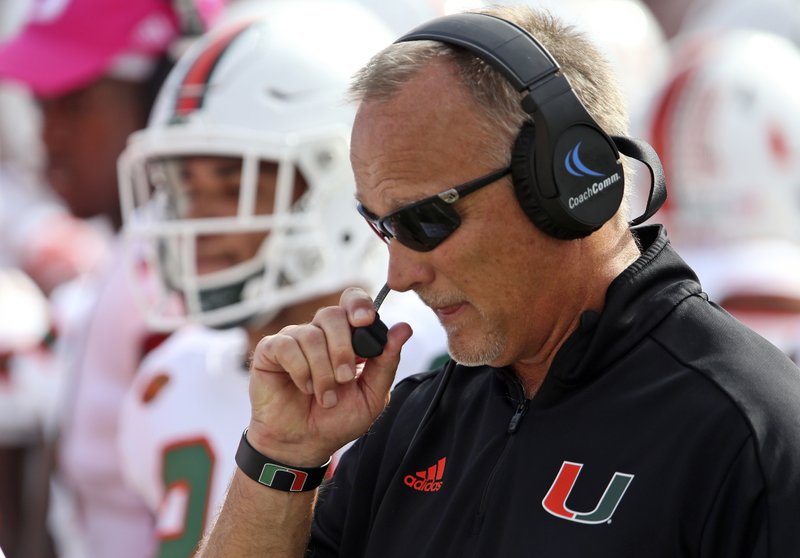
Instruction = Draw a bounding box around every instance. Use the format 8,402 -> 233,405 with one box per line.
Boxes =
116,2 -> 449,555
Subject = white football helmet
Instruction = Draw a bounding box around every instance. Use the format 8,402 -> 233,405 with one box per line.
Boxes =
680,0 -> 800,46
118,0 -> 392,330
645,30 -> 800,249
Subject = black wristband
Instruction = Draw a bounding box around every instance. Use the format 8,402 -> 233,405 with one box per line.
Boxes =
235,429 -> 330,492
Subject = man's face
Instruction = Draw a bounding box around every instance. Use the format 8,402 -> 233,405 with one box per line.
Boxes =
38,78 -> 149,229
162,155 -> 305,275
351,61 -> 574,368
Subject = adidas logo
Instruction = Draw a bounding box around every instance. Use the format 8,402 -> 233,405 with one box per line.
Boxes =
403,457 -> 446,492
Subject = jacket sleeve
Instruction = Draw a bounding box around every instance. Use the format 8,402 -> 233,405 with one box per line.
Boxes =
305,437 -> 364,557
306,371 -> 439,557
698,435 -> 794,557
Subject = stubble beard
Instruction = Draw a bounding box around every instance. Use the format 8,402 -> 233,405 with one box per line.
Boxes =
446,319 -> 505,366
417,289 -> 505,366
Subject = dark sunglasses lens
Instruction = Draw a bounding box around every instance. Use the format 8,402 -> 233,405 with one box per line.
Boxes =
385,199 -> 461,251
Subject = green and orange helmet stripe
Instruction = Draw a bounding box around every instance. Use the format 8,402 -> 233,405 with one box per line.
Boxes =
174,20 -> 254,119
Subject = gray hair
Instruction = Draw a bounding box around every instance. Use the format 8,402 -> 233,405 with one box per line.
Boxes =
349,5 -> 632,199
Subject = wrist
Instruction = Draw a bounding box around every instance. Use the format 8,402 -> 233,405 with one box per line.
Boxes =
236,429 -> 331,492
244,424 -> 332,467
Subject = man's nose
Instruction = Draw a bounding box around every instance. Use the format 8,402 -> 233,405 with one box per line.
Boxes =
386,240 -> 435,293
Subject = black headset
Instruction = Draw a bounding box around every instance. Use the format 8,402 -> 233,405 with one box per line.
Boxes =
396,12 -> 666,239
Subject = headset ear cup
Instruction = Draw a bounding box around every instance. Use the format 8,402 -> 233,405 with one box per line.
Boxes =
511,124 -> 571,239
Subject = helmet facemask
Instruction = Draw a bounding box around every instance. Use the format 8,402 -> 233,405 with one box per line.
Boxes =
120,129 -> 381,330
117,5 -> 394,331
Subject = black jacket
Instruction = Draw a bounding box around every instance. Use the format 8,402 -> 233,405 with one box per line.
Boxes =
309,225 -> 800,557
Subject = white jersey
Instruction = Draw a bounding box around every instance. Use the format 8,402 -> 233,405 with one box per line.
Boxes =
118,289 -> 449,557
118,324 -> 250,557
55,237 -> 157,558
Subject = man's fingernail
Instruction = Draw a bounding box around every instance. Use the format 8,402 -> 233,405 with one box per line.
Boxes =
322,390 -> 338,408
336,364 -> 354,382
353,308 -> 370,322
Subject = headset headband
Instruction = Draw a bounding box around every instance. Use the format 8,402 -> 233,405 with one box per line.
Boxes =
396,12 -> 665,237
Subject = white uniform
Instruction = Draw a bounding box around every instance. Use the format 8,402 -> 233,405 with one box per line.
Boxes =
118,289 -> 448,557
56,239 -> 157,558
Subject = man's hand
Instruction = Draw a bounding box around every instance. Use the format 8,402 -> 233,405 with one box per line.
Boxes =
245,287 -> 413,466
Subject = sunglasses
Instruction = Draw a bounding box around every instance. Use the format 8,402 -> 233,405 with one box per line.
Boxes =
357,166 -> 511,252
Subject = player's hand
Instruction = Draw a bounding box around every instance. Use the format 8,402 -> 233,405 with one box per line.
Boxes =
246,287 -> 413,466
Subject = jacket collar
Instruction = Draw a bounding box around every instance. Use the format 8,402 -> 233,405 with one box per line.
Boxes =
525,225 -> 703,405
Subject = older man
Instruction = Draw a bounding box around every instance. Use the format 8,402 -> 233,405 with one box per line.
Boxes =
199,6 -> 800,557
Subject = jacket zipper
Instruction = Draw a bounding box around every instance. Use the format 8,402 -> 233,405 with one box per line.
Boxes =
472,379 -> 531,539
507,400 -> 529,433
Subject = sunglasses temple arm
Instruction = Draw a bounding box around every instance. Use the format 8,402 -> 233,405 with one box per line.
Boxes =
352,283 -> 391,358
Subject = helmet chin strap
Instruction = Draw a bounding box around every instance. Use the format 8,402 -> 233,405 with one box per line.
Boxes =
611,136 -> 667,227
199,281 -> 248,313
198,268 -> 273,330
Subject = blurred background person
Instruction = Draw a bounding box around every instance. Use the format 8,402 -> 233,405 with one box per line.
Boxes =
115,1 -> 449,555
0,60 -> 109,299
644,28 -> 800,362
0,0 -> 200,555
0,0 -> 129,295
